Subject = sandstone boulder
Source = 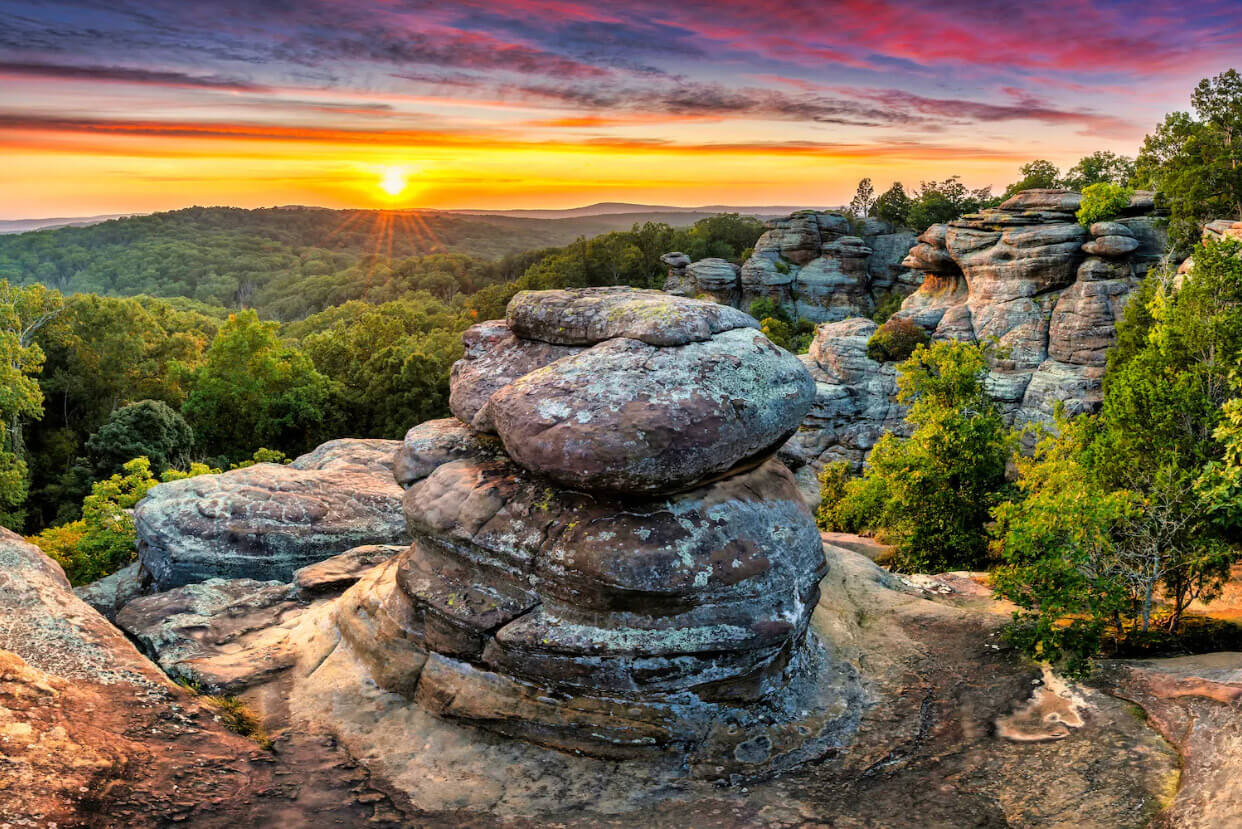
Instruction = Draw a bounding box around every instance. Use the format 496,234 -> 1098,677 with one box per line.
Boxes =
136,438 -> 407,590
486,326 -> 816,493
507,285 -> 756,347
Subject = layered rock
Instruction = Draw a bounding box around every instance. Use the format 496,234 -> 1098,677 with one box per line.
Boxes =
313,287 -> 851,774
783,189 -> 1166,484
664,213 -> 920,322
135,438 -> 408,590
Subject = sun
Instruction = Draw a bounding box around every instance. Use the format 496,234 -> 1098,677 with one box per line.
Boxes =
378,167 -> 407,196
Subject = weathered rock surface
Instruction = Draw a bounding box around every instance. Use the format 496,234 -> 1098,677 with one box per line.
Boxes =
135,438 -> 408,590
665,212 -> 920,322
785,188 -> 1167,479
0,528 -> 409,827
448,319 -> 580,430
113,535 -> 1200,826
507,285 -> 756,346
74,560 -> 145,621
487,326 -> 816,493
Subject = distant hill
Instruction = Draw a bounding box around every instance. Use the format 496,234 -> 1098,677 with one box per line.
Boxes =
449,202 -> 815,220
0,204 -> 760,320
0,213 -> 143,234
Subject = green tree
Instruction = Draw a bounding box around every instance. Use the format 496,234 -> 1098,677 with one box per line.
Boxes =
85,400 -> 194,477
182,310 -> 336,460
1062,151 -> 1136,191
849,178 -> 876,218
1003,159 -> 1061,199
1076,182 -> 1134,227
907,177 -> 996,232
1136,69 -> 1242,250
819,341 -> 1014,571
873,183 -> 912,227
0,281 -> 62,527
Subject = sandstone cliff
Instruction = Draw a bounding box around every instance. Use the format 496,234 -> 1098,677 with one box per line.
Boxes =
781,189 -> 1167,491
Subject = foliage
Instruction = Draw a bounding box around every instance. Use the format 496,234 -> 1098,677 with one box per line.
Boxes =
85,400 -> 194,477
993,238 -> 1242,675
0,281 -> 62,527
873,183 -> 913,227
1002,160 -> 1061,199
1135,69 -> 1242,250
871,291 -> 905,324
906,177 -> 997,232
291,297 -> 468,439
816,461 -> 888,535
865,317 -> 929,362
32,457 -> 192,584
182,310 -> 335,461
849,178 -> 876,218
818,341 -> 1014,571
1062,151 -> 1136,191
748,299 -> 815,353
1076,182 -> 1134,228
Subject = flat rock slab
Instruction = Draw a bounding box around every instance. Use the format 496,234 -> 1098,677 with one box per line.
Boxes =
135,438 -> 408,590
507,286 -> 757,347
488,327 -> 816,493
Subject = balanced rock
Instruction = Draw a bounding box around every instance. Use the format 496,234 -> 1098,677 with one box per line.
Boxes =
330,416 -> 846,769
135,438 -> 407,590
304,289 -> 850,775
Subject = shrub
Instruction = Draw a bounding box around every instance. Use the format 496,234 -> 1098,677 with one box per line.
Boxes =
826,341 -> 1015,572
86,400 -> 194,477
1076,182 -> 1133,228
816,461 -> 888,534
866,317 -> 929,362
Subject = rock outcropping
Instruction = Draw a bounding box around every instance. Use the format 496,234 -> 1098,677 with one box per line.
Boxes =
0,529 -> 405,826
663,213 -> 919,322
782,189 -> 1167,484
135,438 -> 408,590
313,287 -> 857,774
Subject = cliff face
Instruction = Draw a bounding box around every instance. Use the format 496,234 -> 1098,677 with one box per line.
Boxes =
781,189 -> 1167,492
663,212 -> 919,321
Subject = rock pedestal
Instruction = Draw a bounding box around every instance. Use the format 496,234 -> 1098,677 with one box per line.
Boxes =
328,287 -> 857,775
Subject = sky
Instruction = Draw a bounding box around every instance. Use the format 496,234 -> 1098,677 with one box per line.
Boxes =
1,0 -> 1240,219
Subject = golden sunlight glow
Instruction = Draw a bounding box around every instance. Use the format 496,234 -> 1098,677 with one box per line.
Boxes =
378,166 -> 407,196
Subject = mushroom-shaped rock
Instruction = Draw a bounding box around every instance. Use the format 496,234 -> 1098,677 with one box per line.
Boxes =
660,251 -> 691,269
1082,235 -> 1141,257
507,286 -> 756,347
135,438 -> 408,590
487,326 -> 816,494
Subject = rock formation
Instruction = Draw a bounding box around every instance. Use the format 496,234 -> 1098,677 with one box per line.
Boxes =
135,438 -> 408,590
309,287 -> 859,774
782,189 -> 1167,487
663,213 -> 920,322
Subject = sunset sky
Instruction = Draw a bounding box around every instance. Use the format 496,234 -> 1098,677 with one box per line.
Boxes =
1,0 -> 1240,219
